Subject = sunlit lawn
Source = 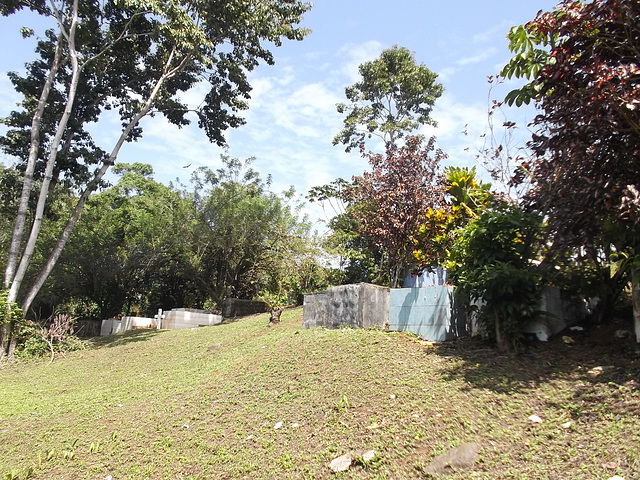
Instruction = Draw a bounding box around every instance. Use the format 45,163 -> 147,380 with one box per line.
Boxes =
1,308 -> 638,479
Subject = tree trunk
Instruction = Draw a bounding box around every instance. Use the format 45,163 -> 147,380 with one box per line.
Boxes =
6,0 -> 82,309
495,315 -> 507,353
4,35 -> 62,291
19,50 -> 192,315
633,265 -> 640,343
269,308 -> 283,326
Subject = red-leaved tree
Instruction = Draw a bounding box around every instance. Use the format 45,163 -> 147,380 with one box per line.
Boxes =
347,136 -> 447,287
502,0 -> 640,338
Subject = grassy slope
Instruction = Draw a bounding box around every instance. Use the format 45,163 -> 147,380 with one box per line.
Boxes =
0,308 -> 638,479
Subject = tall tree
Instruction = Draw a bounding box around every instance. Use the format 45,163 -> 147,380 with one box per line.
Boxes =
333,45 -> 443,152
189,156 -> 323,306
0,0 -> 311,356
347,136 -> 447,287
51,163 -> 195,319
500,0 -> 640,339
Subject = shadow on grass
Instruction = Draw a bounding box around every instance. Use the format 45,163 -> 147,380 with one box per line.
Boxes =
432,326 -> 640,397
89,328 -> 163,348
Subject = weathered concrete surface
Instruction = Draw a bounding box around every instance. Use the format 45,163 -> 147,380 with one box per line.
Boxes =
522,286 -> 586,341
163,309 -> 222,329
100,309 -> 222,335
302,283 -> 389,330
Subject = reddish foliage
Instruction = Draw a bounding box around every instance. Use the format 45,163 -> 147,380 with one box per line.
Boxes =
347,136 -> 447,286
523,0 -> 640,251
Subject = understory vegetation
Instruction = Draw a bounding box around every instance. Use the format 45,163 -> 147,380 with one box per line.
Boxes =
1,309 -> 638,479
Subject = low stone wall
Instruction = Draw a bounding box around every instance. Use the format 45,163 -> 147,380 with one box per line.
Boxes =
302,283 -> 390,330
75,319 -> 102,338
100,309 -> 223,335
222,298 -> 268,318
100,316 -> 156,335
303,283 -> 585,343
162,309 -> 222,330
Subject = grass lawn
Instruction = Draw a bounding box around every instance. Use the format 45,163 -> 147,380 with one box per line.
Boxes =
0,307 -> 638,479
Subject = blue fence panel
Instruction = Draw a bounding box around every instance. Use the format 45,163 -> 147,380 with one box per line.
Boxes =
389,286 -> 464,341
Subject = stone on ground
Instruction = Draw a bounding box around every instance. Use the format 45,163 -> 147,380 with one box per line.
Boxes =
423,442 -> 480,475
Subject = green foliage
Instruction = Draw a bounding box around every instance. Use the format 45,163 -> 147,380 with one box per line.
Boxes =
413,166 -> 493,270
189,156 -> 325,307
500,24 -> 556,106
0,0 -> 313,326
324,212 -> 388,286
0,290 -> 22,329
258,290 -> 288,312
308,179 -> 387,286
50,164 -> 193,318
333,45 -> 443,151
445,166 -> 492,216
13,313 -> 86,360
448,205 -> 543,351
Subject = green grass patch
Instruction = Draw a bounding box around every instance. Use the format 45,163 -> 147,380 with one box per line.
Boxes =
0,308 -> 638,479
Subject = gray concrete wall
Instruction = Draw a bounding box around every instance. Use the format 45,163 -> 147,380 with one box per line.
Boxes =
222,298 -> 268,318
303,283 -> 389,330
522,286 -> 586,341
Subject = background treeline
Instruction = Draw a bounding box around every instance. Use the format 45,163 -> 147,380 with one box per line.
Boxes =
0,157 -> 330,321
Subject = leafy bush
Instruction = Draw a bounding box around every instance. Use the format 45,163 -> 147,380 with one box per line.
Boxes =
14,313 -> 86,360
449,204 -> 544,352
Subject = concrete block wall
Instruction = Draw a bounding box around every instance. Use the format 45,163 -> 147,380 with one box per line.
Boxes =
222,298 -> 268,318
302,283 -> 389,330
303,284 -> 585,343
389,286 -> 465,342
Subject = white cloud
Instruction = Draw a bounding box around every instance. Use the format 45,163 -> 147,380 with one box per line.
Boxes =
456,47 -> 497,67
336,40 -> 385,83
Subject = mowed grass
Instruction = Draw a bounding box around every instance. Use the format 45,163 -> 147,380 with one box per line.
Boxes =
0,307 -> 639,479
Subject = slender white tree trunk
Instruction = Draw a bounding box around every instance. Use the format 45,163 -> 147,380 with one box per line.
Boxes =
20,50 -> 192,314
5,0 -> 81,309
4,37 -> 63,291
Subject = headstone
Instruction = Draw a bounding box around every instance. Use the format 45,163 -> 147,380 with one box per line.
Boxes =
154,309 -> 165,329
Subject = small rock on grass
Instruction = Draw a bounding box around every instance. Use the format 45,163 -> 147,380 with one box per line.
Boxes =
361,450 -> 375,462
528,415 -> 543,423
423,442 -> 480,475
329,453 -> 352,472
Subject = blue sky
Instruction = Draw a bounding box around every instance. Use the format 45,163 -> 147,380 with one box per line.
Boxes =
0,1 -> 560,228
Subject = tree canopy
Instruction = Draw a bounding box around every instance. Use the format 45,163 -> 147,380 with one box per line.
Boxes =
0,0 -> 312,357
501,0 -> 640,339
333,45 -> 443,152
347,136 -> 447,287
